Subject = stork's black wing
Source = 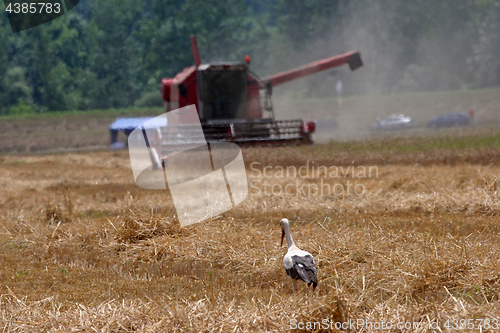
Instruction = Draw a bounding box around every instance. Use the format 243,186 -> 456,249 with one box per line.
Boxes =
286,255 -> 318,288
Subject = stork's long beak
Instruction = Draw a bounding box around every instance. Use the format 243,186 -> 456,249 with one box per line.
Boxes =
281,229 -> 285,247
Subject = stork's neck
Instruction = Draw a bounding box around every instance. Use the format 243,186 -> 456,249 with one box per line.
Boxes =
283,224 -> 294,249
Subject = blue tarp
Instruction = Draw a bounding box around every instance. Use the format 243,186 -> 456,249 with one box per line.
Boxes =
109,117 -> 167,131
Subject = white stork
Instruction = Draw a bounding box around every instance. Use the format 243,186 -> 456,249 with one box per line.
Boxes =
280,218 -> 318,292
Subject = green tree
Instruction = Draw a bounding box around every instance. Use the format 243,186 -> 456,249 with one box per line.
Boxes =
84,0 -> 146,109
0,67 -> 33,114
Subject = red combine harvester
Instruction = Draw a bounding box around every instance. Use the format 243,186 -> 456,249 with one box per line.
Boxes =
159,36 -> 362,150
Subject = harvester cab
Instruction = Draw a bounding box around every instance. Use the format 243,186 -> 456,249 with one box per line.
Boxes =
196,62 -> 249,121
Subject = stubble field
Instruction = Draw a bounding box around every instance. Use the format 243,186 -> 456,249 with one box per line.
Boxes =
1,133 -> 500,332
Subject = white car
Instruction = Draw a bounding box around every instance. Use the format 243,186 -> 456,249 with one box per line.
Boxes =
372,114 -> 413,131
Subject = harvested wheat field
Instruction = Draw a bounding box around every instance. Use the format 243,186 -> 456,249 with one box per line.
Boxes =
2,134 -> 500,332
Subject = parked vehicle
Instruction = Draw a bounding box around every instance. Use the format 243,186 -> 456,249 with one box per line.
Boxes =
372,114 -> 413,131
427,112 -> 471,129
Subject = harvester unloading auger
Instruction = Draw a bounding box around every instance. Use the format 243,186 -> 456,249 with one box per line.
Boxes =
159,36 -> 362,152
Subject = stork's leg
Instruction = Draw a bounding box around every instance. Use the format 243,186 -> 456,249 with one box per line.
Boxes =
292,278 -> 298,292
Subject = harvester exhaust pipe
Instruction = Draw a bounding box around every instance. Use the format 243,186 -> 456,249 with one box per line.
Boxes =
190,35 -> 201,67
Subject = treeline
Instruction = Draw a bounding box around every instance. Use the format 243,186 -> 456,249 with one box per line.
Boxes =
0,0 -> 499,114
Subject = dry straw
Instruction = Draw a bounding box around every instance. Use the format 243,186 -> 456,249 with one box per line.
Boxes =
1,136 -> 500,331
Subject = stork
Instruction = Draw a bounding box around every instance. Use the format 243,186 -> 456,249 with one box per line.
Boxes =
280,218 -> 318,292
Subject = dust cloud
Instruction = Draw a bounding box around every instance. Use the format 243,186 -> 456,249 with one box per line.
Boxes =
265,1 -> 493,142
